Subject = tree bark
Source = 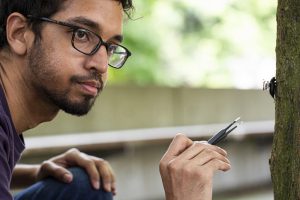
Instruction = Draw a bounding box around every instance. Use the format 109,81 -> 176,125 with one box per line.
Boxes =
270,0 -> 300,199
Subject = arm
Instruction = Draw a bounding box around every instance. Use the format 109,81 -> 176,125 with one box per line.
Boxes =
11,148 -> 116,194
11,164 -> 39,189
159,134 -> 231,200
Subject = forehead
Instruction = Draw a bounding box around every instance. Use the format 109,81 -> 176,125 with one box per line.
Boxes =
53,0 -> 123,37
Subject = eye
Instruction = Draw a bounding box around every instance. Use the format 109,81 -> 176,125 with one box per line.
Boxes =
107,44 -> 118,56
73,29 -> 90,42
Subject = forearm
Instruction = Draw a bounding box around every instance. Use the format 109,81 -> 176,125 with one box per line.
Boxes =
11,164 -> 40,189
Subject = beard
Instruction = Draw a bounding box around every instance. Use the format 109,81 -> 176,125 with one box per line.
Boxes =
27,40 -> 102,116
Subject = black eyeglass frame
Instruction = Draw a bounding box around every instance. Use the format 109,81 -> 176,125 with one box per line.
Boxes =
27,15 -> 131,69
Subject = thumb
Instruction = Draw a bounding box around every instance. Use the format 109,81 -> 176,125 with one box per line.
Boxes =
38,161 -> 73,183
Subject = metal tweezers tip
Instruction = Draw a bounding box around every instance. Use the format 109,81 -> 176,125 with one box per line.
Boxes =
234,117 -> 241,122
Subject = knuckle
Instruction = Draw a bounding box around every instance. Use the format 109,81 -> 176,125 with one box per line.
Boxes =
193,142 -> 205,150
85,159 -> 95,166
95,158 -> 105,165
159,159 -> 165,167
40,161 -> 63,175
159,159 -> 167,172
40,161 -> 51,170
182,164 -> 193,175
97,159 -> 111,169
102,160 -> 111,169
203,148 -> 215,156
194,141 -> 206,147
41,160 -> 50,166
102,159 -> 109,166
166,160 -> 180,172
67,148 -> 80,155
175,133 -> 186,140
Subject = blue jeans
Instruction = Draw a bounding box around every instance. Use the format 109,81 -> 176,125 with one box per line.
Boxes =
14,167 -> 113,200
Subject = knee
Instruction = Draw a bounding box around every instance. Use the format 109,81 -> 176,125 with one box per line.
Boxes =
68,167 -> 92,190
65,167 -> 113,200
15,167 -> 113,200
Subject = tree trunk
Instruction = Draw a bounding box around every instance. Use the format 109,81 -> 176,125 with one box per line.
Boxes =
270,0 -> 300,199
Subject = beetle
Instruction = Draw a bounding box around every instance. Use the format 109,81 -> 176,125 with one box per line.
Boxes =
263,77 -> 277,99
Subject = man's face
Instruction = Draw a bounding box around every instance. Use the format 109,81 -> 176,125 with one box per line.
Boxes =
27,0 -> 123,115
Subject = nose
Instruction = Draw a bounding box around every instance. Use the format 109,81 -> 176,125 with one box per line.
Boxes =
85,45 -> 109,74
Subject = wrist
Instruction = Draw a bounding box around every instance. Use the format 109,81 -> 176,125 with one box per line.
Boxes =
31,164 -> 41,182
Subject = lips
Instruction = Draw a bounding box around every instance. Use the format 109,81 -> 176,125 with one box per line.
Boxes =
78,80 -> 101,96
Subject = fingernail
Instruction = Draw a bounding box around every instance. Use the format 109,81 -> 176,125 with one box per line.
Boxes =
63,174 -> 72,183
93,181 -> 100,190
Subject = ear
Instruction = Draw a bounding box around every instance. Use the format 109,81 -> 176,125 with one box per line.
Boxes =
6,12 -> 35,55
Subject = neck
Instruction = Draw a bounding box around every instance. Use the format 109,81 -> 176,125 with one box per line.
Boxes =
0,51 -> 59,134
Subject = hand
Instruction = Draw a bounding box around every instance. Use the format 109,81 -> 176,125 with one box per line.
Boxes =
35,148 -> 116,194
159,134 -> 231,200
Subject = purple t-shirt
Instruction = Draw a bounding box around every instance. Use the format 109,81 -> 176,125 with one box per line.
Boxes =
0,87 -> 25,200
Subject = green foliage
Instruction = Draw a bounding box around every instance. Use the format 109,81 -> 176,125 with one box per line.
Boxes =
108,0 -> 276,88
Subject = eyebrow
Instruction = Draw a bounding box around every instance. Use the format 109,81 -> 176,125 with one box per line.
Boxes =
66,16 -> 123,43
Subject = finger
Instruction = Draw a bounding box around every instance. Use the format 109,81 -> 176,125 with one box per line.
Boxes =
197,141 -> 228,156
38,161 -> 73,183
65,150 -> 100,190
162,133 -> 193,160
111,181 -> 117,196
202,158 -> 231,172
107,163 -> 116,194
211,144 -> 228,157
174,141 -> 228,161
96,159 -> 113,192
186,159 -> 231,185
191,148 -> 230,167
174,141 -> 206,160
90,155 -> 116,193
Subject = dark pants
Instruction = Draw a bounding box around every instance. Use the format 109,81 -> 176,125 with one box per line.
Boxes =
14,167 -> 113,200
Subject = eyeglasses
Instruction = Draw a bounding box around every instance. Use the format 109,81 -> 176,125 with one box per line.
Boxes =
27,15 -> 131,69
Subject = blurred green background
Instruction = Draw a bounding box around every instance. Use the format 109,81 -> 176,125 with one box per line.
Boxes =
109,0 -> 276,89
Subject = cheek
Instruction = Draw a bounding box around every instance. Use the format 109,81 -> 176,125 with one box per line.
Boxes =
47,45 -> 81,78
40,52 -> 74,91
102,72 -> 108,83
29,36 -> 83,95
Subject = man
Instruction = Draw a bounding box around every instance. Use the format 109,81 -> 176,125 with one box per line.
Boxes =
0,0 -> 231,200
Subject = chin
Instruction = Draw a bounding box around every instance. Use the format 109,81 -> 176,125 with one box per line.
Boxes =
59,96 -> 96,116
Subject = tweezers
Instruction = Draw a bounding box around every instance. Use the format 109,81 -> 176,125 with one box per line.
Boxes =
208,117 -> 241,145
